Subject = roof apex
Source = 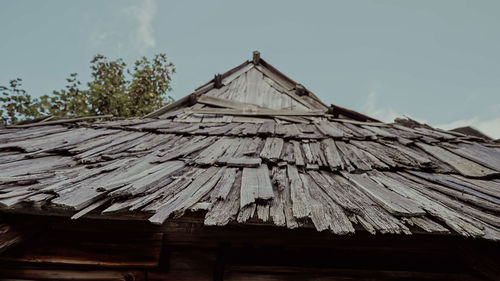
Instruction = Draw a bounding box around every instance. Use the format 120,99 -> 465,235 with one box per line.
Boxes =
145,52 -> 376,122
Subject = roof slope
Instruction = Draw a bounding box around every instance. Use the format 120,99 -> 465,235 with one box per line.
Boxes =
1,52 -> 499,241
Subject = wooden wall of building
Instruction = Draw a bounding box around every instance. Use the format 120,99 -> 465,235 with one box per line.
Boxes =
0,215 -> 498,281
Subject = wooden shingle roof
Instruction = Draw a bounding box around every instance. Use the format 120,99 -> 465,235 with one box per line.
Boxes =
1,52 -> 499,241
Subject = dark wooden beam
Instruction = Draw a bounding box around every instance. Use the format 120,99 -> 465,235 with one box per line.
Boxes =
328,103 -> 380,122
213,243 -> 229,281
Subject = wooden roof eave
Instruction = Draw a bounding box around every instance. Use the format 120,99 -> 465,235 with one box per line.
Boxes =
143,83 -> 215,118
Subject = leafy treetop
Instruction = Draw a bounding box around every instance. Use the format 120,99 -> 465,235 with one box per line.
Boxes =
0,53 -> 175,125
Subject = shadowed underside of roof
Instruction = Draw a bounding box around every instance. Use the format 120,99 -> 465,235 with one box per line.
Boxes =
0,52 -> 499,242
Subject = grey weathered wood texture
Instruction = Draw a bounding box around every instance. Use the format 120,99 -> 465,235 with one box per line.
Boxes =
0,54 -> 499,242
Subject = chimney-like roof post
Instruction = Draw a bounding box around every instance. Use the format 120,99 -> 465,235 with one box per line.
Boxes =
295,84 -> 306,96
214,74 -> 222,89
252,51 -> 261,65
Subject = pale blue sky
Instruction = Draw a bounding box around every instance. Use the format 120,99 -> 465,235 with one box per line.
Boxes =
1,0 -> 499,137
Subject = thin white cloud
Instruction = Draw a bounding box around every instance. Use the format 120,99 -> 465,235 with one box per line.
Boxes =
361,92 -> 426,123
436,117 -> 500,139
87,0 -> 157,54
134,0 -> 157,52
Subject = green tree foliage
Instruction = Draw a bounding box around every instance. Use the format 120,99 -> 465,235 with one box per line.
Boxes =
0,54 -> 175,125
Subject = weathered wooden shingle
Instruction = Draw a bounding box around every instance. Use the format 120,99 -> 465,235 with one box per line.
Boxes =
1,54 -> 499,242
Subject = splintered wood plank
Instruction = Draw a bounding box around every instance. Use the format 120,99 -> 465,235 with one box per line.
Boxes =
416,142 -> 498,178
149,167 -> 221,224
335,141 -> 371,171
39,159 -> 131,193
287,165 -> 311,219
383,126 -> 421,139
0,127 -> 115,153
173,167 -> 226,217
256,203 -> 270,222
211,168 -> 238,200
51,157 -> 159,210
320,172 -> 409,234
447,174 -> 500,199
23,193 -> 55,209
409,217 -> 450,234
74,131 -> 146,159
442,142 -> 500,171
350,140 -> 417,168
301,173 -> 354,234
342,123 -> 377,139
228,123 -> 259,136
301,143 -> 314,164
274,167 -> 299,228
0,125 -> 66,143
155,136 -> 216,162
320,139 -> 343,170
237,203 -> 256,223
396,173 -> 500,228
297,124 -> 324,139
308,171 -> 360,213
67,130 -> 122,154
240,165 -> 274,207
343,172 -> 425,216
109,161 -> 186,197
101,196 -> 145,214
127,134 -> 174,152
240,168 -> 258,208
362,125 -> 397,138
205,171 -> 241,226
413,126 -> 457,140
269,167 -> 287,227
315,121 -> 345,138
195,137 -> 233,165
407,171 -> 500,208
397,172 -> 500,229
0,156 -> 75,178
137,168 -> 204,212
257,121 -> 276,136
232,138 -> 262,158
357,149 -> 390,170
384,142 -> 433,168
217,138 -> 242,162
280,142 -> 295,164
71,198 -> 110,220
260,137 -> 284,162
282,124 -> 302,138
227,123 -> 252,136
371,171 -> 485,237
196,122 -> 240,135
225,157 -> 262,167
0,173 -> 54,185
291,140 -> 305,167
